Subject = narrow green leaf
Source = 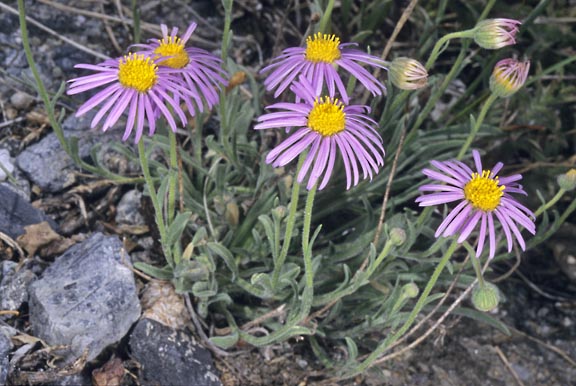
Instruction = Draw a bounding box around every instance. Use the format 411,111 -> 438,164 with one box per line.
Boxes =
134,262 -> 174,280
451,307 -> 511,336
210,333 -> 239,349
166,211 -> 192,246
207,242 -> 239,281
345,337 -> 359,362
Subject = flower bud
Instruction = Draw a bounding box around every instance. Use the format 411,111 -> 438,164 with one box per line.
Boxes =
473,18 -> 521,49
389,227 -> 407,246
557,169 -> 576,191
401,282 -> 419,299
472,282 -> 500,312
271,205 -> 287,221
388,57 -> 428,90
489,58 -> 530,98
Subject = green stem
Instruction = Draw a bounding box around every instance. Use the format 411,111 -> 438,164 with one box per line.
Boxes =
350,239 -> 459,376
318,0 -> 336,34
405,41 -> 471,146
534,189 -> 566,218
299,184 -> 318,318
365,239 -> 395,278
424,30 -> 474,70
470,254 -> 485,287
138,139 -> 172,266
525,55 -> 576,87
17,0 -> 143,185
301,185 -> 317,255
168,130 -> 178,224
131,0 -> 141,44
478,0 -> 497,21
230,184 -> 318,347
312,238 -> 394,307
457,93 -> 498,160
218,0 -> 235,161
424,0 -> 494,70
17,0 -> 69,155
194,115 -> 203,164
271,156 -> 304,290
220,0 -> 233,63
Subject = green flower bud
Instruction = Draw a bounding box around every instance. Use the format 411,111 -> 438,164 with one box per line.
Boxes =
401,282 -> 419,299
389,227 -> 407,246
472,282 -> 500,312
271,205 -> 287,221
557,169 -> 576,191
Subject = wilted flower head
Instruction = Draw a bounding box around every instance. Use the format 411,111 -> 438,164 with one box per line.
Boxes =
388,57 -> 428,90
254,77 -> 385,190
415,150 -> 535,259
67,53 -> 193,142
557,169 -> 576,191
473,18 -> 521,49
134,22 -> 228,113
260,32 -> 387,103
489,58 -> 530,98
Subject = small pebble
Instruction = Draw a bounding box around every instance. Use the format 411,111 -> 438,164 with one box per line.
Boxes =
10,91 -> 34,110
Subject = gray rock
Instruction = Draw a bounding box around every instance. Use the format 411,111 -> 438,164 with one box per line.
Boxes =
0,172 -> 31,201
0,184 -> 58,239
0,328 -> 12,386
15,130 -> 93,193
28,232 -> 141,362
0,261 -> 16,280
0,260 -> 36,313
48,373 -> 92,386
130,318 -> 222,386
115,189 -> 145,225
16,111 -> 130,193
61,110 -> 98,133
0,148 -> 15,181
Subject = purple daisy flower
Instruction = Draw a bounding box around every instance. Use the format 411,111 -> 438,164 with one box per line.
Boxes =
260,32 -> 387,103
67,53 -> 192,142
416,150 -> 535,259
254,77 -> 385,190
134,22 -> 228,113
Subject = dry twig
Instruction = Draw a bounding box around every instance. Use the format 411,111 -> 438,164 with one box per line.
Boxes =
494,345 -> 526,386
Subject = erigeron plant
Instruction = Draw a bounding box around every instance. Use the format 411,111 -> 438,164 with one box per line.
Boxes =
16,0 -> 576,379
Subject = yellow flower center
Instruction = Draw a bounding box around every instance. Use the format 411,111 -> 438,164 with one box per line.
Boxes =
304,33 -> 341,63
153,36 -> 189,68
463,170 -> 505,211
307,97 -> 346,136
493,68 -> 516,93
117,53 -> 158,92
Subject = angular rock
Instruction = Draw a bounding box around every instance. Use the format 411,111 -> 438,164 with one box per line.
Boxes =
28,233 -> 141,362
0,184 -> 57,239
16,112 -> 131,193
130,318 -> 222,386
15,130 -> 95,193
0,261 -> 36,313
